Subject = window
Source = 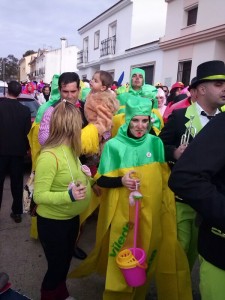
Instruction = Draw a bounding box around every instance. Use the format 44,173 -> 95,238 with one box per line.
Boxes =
177,60 -> 192,86
83,37 -> 89,63
94,31 -> 100,49
108,21 -> 117,38
100,36 -> 116,57
187,6 -> 198,26
83,37 -> 89,50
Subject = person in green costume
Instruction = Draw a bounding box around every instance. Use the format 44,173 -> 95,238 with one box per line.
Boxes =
115,68 -> 164,135
116,68 -> 145,114
69,95 -> 192,300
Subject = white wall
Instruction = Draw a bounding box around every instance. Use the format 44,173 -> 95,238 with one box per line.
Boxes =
197,0 -> 225,31
191,40 -> 219,79
214,41 -> 225,62
131,0 -> 167,47
161,49 -> 180,88
43,45 -> 79,83
161,0 -> 225,88
163,0 -> 225,41
78,46 -> 164,85
77,0 -> 167,86
163,0 -> 184,39
80,4 -> 133,63
45,50 -> 61,83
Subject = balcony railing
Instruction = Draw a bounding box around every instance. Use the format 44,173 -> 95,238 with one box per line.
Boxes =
77,49 -> 88,64
100,35 -> 116,57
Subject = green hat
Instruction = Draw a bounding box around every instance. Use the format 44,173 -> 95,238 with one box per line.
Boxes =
142,84 -> 157,99
81,87 -> 91,101
130,68 -> 145,86
128,68 -> 146,96
141,84 -> 158,108
35,74 -> 60,123
125,94 -> 152,124
117,92 -> 129,106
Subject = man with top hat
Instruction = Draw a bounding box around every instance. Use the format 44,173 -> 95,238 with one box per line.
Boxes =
168,63 -> 225,300
159,60 -> 225,272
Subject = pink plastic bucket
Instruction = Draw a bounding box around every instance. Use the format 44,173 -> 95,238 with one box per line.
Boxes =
116,247 -> 147,287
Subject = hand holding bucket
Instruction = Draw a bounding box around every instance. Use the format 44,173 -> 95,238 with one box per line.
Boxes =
116,175 -> 147,287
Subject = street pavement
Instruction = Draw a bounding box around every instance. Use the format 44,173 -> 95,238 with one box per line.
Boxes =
0,170 -> 201,300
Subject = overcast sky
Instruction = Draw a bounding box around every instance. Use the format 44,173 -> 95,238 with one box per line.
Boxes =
0,0 -> 118,59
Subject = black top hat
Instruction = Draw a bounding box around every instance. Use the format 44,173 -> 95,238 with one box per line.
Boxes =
193,60 -> 225,88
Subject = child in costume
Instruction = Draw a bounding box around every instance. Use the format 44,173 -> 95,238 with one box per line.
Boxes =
83,70 -> 119,175
69,95 -> 192,300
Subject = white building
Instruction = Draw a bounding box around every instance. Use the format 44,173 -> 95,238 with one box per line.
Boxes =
159,0 -> 225,87
19,53 -> 37,82
77,0 -> 167,84
28,38 -> 79,84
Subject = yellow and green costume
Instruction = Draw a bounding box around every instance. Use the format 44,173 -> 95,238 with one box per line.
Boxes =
69,96 -> 192,300
115,68 -> 164,135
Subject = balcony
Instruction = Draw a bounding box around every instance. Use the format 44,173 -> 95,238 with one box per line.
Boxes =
77,50 -> 88,64
100,35 -> 116,57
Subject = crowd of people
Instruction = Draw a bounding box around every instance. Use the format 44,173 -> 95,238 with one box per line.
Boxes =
1,59 -> 225,300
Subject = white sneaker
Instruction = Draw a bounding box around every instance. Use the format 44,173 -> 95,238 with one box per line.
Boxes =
65,297 -> 77,300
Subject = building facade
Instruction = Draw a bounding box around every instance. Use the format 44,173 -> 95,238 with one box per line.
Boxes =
19,53 -> 37,82
22,38 -> 79,84
77,0 -> 167,85
159,0 -> 225,87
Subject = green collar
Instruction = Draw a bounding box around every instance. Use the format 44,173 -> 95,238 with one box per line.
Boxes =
116,124 -> 147,146
185,102 -> 203,136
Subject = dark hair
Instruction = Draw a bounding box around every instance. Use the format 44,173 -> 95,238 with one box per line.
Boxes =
8,81 -> 22,97
113,80 -> 119,87
162,85 -> 169,92
42,85 -> 51,92
95,70 -> 113,88
58,72 -> 80,90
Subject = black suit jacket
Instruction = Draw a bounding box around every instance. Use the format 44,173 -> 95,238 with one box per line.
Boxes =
168,113 -> 225,270
0,98 -> 31,156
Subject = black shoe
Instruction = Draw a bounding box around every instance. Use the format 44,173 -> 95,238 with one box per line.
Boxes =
73,246 -> 87,260
10,213 -> 22,223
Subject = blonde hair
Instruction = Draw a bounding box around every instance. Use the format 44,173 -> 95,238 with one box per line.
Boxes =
43,101 -> 82,157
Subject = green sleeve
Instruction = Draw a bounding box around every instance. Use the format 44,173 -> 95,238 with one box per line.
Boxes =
34,152 -> 72,205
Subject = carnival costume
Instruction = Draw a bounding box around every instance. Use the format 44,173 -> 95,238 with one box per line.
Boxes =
69,96 -> 192,300
115,68 -> 164,135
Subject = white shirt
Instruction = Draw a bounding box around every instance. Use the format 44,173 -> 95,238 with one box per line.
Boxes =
195,102 -> 220,127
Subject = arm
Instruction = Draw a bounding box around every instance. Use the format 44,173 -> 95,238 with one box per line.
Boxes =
97,175 -> 123,188
159,110 -> 186,163
25,109 -> 32,151
168,113 -> 225,230
38,106 -> 54,145
97,171 -> 139,191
